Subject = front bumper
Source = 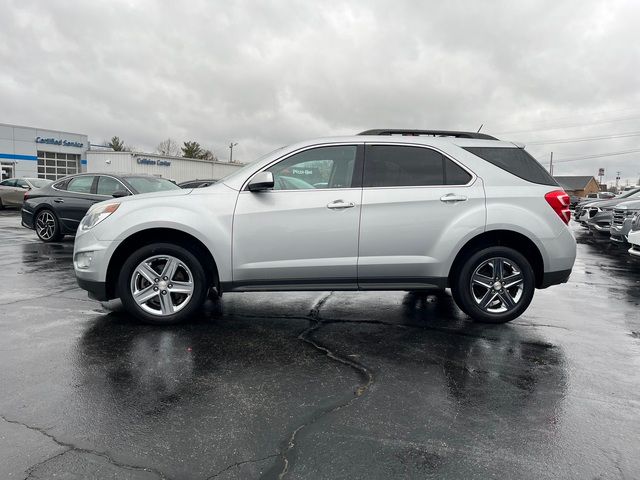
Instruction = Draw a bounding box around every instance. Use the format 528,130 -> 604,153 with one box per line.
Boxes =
629,231 -> 640,257
74,229 -> 119,300
610,218 -> 633,244
586,211 -> 612,234
539,269 -> 572,289
76,278 -> 109,301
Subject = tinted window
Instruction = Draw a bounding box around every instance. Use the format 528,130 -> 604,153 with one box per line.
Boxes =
267,145 -> 357,190
464,147 -> 557,186
97,176 -> 126,196
0,179 -> 15,187
363,145 -> 470,187
15,179 -> 29,188
67,176 -> 95,194
125,177 -> 180,193
444,159 -> 473,185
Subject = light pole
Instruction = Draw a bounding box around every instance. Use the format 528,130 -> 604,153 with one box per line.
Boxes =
229,142 -> 238,163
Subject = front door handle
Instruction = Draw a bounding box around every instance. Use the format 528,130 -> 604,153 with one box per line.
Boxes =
327,200 -> 355,210
53,198 -> 65,203
440,193 -> 467,203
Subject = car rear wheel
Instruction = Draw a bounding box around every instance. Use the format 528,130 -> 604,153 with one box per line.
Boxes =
118,243 -> 208,325
35,209 -> 63,242
451,246 -> 535,323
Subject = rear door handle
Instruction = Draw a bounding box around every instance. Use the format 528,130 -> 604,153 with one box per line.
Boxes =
440,194 -> 467,203
327,200 -> 355,210
53,198 -> 64,203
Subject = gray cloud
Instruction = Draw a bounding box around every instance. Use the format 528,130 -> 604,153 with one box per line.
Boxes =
1,0 -> 638,185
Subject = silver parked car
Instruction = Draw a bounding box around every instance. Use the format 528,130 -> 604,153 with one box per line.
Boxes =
610,199 -> 640,244
73,129 -> 576,325
585,189 -> 640,235
0,177 -> 52,208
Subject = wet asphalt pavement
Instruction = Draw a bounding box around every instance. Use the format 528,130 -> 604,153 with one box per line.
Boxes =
0,209 -> 639,480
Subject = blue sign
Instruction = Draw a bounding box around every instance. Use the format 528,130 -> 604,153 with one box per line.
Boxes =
35,136 -> 84,148
136,157 -> 171,167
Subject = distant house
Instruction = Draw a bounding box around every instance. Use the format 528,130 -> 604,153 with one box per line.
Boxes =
553,176 -> 600,197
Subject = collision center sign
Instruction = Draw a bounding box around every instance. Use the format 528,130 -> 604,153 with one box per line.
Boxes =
136,157 -> 171,167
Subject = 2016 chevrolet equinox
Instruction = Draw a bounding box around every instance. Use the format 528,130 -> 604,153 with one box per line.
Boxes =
74,129 -> 576,325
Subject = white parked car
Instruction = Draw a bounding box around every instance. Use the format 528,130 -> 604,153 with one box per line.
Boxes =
73,129 -> 576,325
628,214 -> 640,258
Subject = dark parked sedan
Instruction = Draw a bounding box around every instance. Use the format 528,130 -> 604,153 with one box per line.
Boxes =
22,173 -> 180,242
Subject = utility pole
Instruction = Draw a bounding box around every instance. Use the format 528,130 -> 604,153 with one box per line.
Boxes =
229,142 -> 238,163
549,152 -> 554,176
615,171 -> 621,193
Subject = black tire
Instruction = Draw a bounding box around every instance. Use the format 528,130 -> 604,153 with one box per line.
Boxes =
451,246 -> 535,324
35,209 -> 63,242
0,197 -> 4,209
118,243 -> 208,325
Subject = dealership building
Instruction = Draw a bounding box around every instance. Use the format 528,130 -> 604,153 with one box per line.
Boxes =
0,123 -> 88,181
0,122 -> 244,183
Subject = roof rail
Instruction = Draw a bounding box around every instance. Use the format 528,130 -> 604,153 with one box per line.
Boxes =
358,129 -> 498,140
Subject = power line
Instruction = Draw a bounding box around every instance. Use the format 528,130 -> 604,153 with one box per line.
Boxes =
547,147 -> 640,164
495,113 -> 640,135
527,130 -> 640,145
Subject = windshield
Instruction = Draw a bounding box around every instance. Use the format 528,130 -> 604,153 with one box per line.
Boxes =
27,178 -> 53,188
125,177 -> 181,193
619,188 -> 640,198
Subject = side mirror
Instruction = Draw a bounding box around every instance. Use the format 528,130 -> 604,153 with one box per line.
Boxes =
112,190 -> 130,198
247,171 -> 274,192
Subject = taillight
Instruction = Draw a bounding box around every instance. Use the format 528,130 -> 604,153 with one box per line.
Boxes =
545,190 -> 571,225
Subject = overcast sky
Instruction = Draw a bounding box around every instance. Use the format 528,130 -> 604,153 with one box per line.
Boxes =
1,0 -> 639,185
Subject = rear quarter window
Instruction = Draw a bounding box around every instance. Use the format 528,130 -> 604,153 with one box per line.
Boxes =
464,147 -> 558,186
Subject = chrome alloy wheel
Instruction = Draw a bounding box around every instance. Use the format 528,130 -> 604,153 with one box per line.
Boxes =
130,255 -> 195,316
36,211 -> 56,240
469,257 -> 524,314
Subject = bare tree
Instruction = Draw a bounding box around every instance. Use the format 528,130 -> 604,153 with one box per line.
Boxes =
155,138 -> 181,156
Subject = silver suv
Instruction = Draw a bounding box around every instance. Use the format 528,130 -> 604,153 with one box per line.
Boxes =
73,129 -> 576,325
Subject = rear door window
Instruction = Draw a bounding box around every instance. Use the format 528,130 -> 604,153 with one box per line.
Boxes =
67,176 -> 95,194
463,147 -> 557,186
363,145 -> 472,187
0,179 -> 16,187
97,176 -> 126,196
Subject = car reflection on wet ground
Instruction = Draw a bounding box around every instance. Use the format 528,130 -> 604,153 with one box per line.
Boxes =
0,209 -> 639,479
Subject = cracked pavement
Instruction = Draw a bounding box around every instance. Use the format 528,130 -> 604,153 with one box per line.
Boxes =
0,209 -> 639,479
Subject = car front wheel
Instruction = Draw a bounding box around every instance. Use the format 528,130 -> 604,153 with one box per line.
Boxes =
118,243 -> 208,325
451,246 -> 535,323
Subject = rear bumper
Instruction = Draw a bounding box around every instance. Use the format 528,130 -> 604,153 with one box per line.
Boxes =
539,269 -> 572,289
21,208 -> 34,230
76,277 -> 109,301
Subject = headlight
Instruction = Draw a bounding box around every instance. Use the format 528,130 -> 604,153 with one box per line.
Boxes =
632,214 -> 640,232
80,203 -> 120,231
